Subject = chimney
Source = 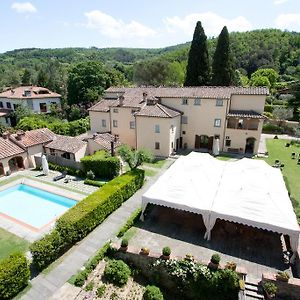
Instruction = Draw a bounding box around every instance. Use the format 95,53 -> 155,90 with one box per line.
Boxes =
92,133 -> 97,140
11,89 -> 15,95
119,95 -> 124,106
142,92 -> 148,102
16,130 -> 25,141
2,131 -> 10,139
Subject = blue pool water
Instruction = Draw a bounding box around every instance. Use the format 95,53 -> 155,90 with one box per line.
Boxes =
0,184 -> 77,229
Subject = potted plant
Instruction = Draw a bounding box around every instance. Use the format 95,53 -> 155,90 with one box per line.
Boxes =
209,253 -> 221,270
120,238 -> 128,251
263,281 -> 277,299
162,246 -> 171,259
140,247 -> 150,256
225,261 -> 237,271
184,254 -> 194,261
276,271 -> 290,282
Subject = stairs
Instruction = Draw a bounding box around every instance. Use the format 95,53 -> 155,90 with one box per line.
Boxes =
244,281 -> 264,300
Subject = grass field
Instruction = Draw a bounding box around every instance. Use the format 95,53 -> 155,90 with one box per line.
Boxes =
144,158 -> 167,168
0,228 -> 30,260
265,139 -> 300,222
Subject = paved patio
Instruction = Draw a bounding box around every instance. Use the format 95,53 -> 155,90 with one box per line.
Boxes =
129,206 -> 292,282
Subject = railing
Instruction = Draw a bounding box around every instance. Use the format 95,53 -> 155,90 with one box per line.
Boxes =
227,125 -> 258,130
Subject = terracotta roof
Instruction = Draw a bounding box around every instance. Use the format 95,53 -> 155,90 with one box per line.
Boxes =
10,128 -> 56,148
0,137 -> 25,159
0,86 -> 61,99
45,135 -> 87,153
0,109 -> 11,117
227,110 -> 266,119
88,99 -> 119,112
135,103 -> 182,118
91,133 -> 122,150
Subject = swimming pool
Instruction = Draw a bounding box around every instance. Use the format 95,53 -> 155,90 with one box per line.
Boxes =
0,184 -> 77,230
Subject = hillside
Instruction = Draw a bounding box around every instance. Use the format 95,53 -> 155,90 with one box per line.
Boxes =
0,29 -> 299,92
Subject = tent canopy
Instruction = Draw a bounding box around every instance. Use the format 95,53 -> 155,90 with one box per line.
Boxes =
141,152 -> 300,253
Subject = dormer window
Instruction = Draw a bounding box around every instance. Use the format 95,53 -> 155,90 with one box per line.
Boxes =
23,90 -> 31,97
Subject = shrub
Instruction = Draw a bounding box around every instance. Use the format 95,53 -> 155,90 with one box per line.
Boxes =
96,285 -> 106,298
31,169 -> 144,271
81,150 -> 120,180
143,285 -> 164,300
262,123 -> 283,134
86,170 -> 95,180
211,253 -> 221,265
140,247 -> 150,255
104,260 -> 131,286
117,208 -> 142,237
85,281 -> 94,291
0,253 -> 30,299
162,247 -> 171,257
121,238 -> 128,248
84,179 -> 105,187
263,281 -> 277,295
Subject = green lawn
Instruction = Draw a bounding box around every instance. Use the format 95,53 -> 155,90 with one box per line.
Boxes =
216,156 -> 234,161
144,158 -> 167,168
0,228 -> 30,260
265,139 -> 300,222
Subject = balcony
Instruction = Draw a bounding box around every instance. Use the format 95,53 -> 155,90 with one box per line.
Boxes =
227,118 -> 259,131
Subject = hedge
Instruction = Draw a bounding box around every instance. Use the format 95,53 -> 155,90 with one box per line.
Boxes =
48,162 -> 85,178
81,150 -> 120,180
117,208 -> 142,237
84,179 -> 106,187
30,169 -> 145,271
0,253 -> 30,299
262,123 -> 284,134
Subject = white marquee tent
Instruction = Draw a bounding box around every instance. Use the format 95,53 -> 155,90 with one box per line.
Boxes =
141,152 -> 300,257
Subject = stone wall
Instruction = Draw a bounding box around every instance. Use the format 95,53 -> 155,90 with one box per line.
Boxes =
34,154 -> 83,170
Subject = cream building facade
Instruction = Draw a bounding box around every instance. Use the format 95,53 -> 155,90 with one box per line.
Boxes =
89,87 -> 268,157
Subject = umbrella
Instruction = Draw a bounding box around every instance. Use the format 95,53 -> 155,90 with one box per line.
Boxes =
212,138 -> 220,156
42,155 -> 49,175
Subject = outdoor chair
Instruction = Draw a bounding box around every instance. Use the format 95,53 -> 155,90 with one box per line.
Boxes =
291,153 -> 296,159
53,171 -> 67,181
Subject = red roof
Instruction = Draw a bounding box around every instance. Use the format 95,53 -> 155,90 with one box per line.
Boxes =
0,86 -> 61,100
0,137 -> 25,159
135,103 -> 181,118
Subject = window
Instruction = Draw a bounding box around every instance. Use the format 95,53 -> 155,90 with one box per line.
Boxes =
6,102 -> 11,109
102,119 -> 106,127
225,140 -> 231,147
113,120 -> 118,128
214,134 -> 220,139
181,98 -> 188,105
216,99 -> 223,106
194,98 -> 201,105
214,118 -> 221,127
39,103 -> 47,112
50,148 -> 56,155
155,124 -> 160,133
181,116 -> 188,124
113,108 -> 118,113
182,131 -> 186,135
13,104 -> 18,110
130,121 -> 135,129
0,101 -> 3,108
155,142 -> 160,150
62,152 -> 71,160
170,125 -> 174,133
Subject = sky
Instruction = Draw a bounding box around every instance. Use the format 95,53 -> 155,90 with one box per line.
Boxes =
0,0 -> 299,53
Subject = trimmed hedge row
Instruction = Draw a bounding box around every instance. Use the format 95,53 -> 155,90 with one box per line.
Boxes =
81,150 -> 120,180
84,179 -> 106,187
48,162 -> 85,178
30,169 -> 145,271
117,208 -> 142,237
0,253 -> 30,299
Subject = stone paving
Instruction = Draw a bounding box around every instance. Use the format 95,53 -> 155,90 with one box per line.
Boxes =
20,159 -> 176,300
130,206 -> 291,282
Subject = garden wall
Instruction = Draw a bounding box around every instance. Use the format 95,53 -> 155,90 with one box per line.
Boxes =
34,154 -> 83,170
262,273 -> 300,300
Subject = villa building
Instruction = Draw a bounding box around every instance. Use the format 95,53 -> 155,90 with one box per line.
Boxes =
0,86 -> 61,126
89,86 -> 269,157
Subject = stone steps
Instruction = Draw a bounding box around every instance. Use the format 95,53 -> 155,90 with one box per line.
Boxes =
245,281 -> 264,300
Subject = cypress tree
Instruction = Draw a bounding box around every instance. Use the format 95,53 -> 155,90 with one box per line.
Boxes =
21,69 -> 31,86
211,26 -> 235,86
184,21 -> 210,86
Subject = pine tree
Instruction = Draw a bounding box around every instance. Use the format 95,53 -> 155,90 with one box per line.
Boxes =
184,21 -> 210,86
211,26 -> 235,86
21,69 -> 31,86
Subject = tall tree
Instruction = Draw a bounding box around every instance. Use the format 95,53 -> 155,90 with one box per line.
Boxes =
36,69 -> 49,87
211,26 -> 235,86
21,69 -> 31,86
184,21 -> 210,86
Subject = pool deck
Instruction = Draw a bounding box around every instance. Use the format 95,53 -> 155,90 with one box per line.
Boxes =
0,170 -> 95,242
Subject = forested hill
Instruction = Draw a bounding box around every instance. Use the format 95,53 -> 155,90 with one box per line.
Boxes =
0,29 -> 299,91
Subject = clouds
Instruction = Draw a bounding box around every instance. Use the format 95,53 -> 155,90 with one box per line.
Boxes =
273,0 -> 288,5
85,10 -> 156,39
11,2 -> 37,14
164,12 -> 252,37
275,14 -> 300,30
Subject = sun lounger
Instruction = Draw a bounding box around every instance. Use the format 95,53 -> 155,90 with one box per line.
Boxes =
53,171 -> 67,181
